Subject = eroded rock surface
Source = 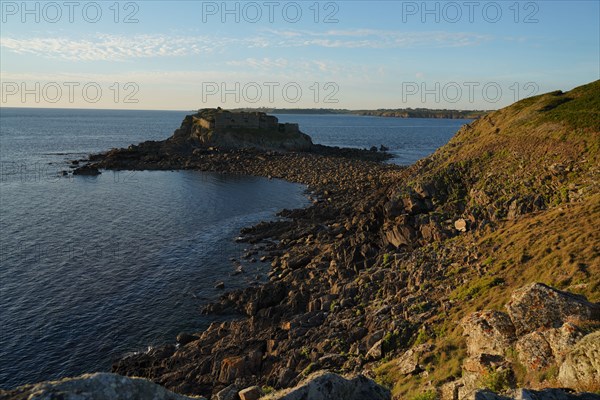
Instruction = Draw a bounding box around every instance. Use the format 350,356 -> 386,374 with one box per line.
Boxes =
262,371 -> 391,400
0,373 -> 205,400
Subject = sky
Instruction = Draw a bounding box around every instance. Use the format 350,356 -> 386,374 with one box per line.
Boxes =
1,0 -> 599,110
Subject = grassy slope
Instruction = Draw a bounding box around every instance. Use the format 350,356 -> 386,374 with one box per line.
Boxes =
375,81 -> 600,399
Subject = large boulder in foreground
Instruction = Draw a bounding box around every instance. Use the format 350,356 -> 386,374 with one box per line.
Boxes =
471,388 -> 600,400
558,331 -> 600,391
0,373 -> 204,400
505,283 -> 599,336
262,371 -> 390,400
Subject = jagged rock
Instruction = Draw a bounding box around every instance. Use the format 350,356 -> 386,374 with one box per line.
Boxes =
462,310 -> 517,357
73,165 -> 101,176
177,332 -> 199,346
516,331 -> 555,370
513,388 -> 600,399
366,339 -> 384,360
470,388 -> 600,400
384,221 -> 416,248
462,353 -> 511,375
558,331 -> 600,391
213,384 -> 239,400
395,344 -> 434,375
238,386 -> 262,400
472,390 -> 512,400
541,323 -> 584,361
505,283 -> 599,336
0,373 -> 204,399
262,371 -> 390,400
218,356 -> 247,383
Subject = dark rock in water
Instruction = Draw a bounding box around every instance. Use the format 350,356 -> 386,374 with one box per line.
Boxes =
379,145 -> 389,152
215,281 -> 225,290
176,332 -> 199,346
370,146 -> 378,152
73,165 -> 101,176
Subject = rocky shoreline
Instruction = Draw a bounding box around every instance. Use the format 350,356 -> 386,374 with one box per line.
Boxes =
69,111 -> 410,397
4,86 -> 599,400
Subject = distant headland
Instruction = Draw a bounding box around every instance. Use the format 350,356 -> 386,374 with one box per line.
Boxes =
229,107 -> 488,119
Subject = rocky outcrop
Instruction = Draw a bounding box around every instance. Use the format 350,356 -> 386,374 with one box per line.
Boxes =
0,373 -> 205,400
455,284 -> 600,400
558,331 -> 600,391
164,109 -> 314,152
471,388 -> 600,400
462,311 -> 517,357
262,371 -> 390,400
506,283 -> 599,336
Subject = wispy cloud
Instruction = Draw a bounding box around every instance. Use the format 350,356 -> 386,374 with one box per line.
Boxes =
1,29 -> 491,62
0,34 -> 223,61
226,57 -> 289,69
261,28 -> 492,49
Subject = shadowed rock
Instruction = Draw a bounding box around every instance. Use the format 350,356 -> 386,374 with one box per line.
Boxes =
0,373 -> 205,400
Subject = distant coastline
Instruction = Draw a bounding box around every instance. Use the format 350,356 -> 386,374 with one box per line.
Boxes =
231,107 -> 488,119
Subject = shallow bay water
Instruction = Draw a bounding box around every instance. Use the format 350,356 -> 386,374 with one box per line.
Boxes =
0,108 -> 467,388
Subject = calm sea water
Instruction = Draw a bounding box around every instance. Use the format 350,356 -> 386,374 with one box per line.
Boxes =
0,108 -> 467,389
275,114 -> 467,165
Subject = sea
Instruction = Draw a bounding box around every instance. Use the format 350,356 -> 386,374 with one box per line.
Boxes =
0,108 -> 468,389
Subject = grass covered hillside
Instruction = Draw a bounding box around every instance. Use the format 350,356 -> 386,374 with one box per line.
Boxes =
374,81 -> 600,399
402,80 -> 599,222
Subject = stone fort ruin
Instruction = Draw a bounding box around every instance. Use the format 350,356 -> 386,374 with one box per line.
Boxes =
195,109 -> 300,134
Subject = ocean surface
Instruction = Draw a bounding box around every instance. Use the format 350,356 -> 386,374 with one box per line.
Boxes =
0,108 -> 468,389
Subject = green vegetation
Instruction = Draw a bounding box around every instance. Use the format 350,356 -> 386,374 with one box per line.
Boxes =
479,369 -> 512,392
411,390 -> 438,400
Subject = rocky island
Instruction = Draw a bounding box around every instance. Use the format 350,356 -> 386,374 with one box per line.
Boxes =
3,81 -> 599,400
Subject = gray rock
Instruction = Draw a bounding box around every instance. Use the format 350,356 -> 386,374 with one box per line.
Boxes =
462,310 -> 516,357
505,283 -> 599,336
395,344 -> 434,375
0,372 -> 205,399
262,371 -> 390,400
516,331 -> 555,371
468,388 -> 600,400
515,388 -> 600,400
558,331 -> 600,391
213,384 -> 239,400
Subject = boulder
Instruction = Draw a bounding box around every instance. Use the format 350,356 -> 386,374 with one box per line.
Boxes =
505,283 -> 599,336
176,332 -> 200,346
0,372 -> 204,399
214,384 -> 240,400
470,388 -> 600,400
238,386 -> 262,400
395,344 -> 434,375
455,218 -> 468,232
262,371 -> 390,400
462,310 -> 517,357
73,165 -> 101,176
218,356 -> 247,383
516,332 -> 555,371
558,331 -> 600,391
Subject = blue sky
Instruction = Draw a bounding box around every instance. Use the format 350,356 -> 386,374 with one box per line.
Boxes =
1,0 -> 599,110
